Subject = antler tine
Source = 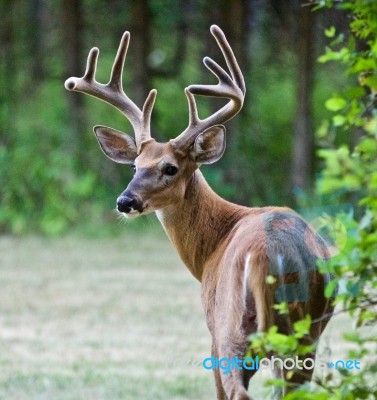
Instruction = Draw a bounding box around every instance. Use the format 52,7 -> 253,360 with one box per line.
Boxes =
64,46 -> 100,91
185,88 -> 200,127
84,47 -> 99,82
171,25 -> 245,153
188,56 -> 242,105
64,32 -> 156,150
142,89 -> 158,132
210,25 -> 246,95
108,31 -> 129,89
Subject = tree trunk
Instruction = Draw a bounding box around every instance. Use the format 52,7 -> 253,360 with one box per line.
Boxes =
0,0 -> 15,146
30,0 -> 47,84
61,0 -> 86,160
203,0 -> 252,205
291,3 -> 315,195
128,0 -> 152,108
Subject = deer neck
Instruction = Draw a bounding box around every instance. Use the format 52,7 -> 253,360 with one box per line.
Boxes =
156,170 -> 248,281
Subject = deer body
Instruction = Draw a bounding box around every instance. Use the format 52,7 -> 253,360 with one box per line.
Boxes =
65,26 -> 334,400
157,167 -> 331,399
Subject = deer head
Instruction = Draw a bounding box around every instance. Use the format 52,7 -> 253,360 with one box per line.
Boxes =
64,25 -> 245,217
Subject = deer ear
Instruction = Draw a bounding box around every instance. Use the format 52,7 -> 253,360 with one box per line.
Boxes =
93,125 -> 138,164
190,125 -> 226,164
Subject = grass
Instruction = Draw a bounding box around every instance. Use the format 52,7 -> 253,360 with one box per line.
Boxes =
0,221 -> 358,399
0,223 -> 214,400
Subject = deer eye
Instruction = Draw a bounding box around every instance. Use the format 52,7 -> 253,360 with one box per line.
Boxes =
164,165 -> 178,176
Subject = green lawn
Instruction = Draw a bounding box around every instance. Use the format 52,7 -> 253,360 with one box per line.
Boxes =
0,223 -> 354,399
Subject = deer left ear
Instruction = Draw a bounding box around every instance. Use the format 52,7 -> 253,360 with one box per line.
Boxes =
93,125 -> 138,164
190,125 -> 226,164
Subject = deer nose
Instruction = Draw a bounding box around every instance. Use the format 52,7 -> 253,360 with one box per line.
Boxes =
116,195 -> 142,213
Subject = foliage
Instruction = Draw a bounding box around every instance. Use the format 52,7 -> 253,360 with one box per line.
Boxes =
316,0 -> 377,328
0,0 -> 344,235
247,1 -> 377,398
0,82 -> 97,235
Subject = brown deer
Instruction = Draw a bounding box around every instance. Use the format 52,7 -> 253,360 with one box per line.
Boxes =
65,25 -> 334,400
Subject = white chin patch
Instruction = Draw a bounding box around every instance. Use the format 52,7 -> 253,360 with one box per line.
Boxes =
123,210 -> 140,219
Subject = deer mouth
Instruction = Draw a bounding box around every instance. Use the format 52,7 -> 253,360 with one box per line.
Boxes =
121,207 -> 143,218
120,202 -> 151,218
126,209 -> 139,215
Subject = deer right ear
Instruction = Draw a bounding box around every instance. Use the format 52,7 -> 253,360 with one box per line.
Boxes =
190,125 -> 226,164
93,126 -> 138,164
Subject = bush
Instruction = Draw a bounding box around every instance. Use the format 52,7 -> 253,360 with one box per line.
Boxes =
247,1 -> 377,398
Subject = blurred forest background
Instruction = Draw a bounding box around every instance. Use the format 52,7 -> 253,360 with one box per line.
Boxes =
0,0 -> 355,235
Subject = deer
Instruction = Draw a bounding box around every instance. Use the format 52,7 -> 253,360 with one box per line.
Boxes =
65,25 -> 334,400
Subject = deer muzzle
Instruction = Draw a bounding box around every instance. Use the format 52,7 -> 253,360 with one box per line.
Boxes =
116,193 -> 144,214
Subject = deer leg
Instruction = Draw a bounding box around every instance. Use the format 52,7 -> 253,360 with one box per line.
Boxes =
211,347 -> 255,400
282,351 -> 316,394
271,353 -> 315,399
214,367 -> 228,400
211,341 -> 228,400
215,337 -> 256,400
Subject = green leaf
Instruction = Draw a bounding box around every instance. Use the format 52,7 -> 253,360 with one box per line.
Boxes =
273,302 -> 289,315
356,137 -> 377,153
332,115 -> 347,126
266,275 -> 277,284
293,315 -> 312,339
325,26 -> 336,38
325,96 -> 347,111
365,117 -> 377,134
362,74 -> 377,91
350,57 -> 377,73
345,280 -> 360,297
297,344 -> 314,355
318,47 -> 350,63
325,278 -> 339,298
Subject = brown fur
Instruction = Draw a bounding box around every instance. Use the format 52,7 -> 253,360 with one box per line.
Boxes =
153,168 -> 334,400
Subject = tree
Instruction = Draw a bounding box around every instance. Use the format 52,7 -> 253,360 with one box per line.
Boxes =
291,1 -> 316,195
127,0 -> 152,108
61,0 -> 87,159
0,0 -> 15,147
201,0 -> 253,205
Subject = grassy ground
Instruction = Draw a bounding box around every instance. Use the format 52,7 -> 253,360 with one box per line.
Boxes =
0,221 -> 356,399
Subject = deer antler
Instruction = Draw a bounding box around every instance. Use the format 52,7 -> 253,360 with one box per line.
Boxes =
171,25 -> 246,153
64,32 -> 157,150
